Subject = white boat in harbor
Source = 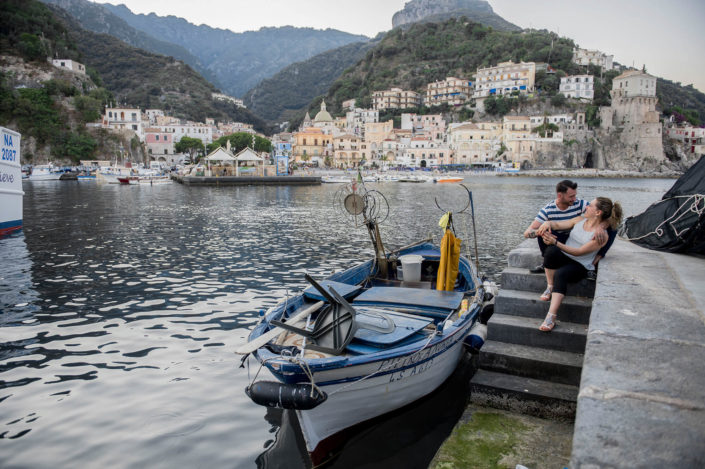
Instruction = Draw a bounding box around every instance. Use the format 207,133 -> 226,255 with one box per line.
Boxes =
239,183 -> 495,464
28,163 -> 63,181
1,126 -> 23,236
321,175 -> 351,183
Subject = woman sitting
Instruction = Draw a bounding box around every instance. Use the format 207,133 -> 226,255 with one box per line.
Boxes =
535,197 -> 623,332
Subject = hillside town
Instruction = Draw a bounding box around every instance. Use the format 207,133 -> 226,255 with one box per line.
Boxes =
71,47 -> 701,172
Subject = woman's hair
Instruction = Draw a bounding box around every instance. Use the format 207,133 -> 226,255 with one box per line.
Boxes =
594,197 -> 623,229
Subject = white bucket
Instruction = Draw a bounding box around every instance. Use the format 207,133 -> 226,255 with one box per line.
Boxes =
399,254 -> 423,282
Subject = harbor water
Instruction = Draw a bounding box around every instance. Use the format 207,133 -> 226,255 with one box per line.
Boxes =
0,176 -> 673,468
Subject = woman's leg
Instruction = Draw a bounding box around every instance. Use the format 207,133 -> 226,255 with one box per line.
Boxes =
541,261 -> 588,331
541,246 -> 566,301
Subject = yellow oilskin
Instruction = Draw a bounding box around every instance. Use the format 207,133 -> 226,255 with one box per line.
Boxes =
437,229 -> 461,291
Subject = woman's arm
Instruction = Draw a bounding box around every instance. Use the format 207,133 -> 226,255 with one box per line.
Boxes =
543,233 -> 607,256
537,215 -> 584,236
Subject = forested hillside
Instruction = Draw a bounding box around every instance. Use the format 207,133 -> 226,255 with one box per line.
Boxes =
47,6 -> 272,133
243,40 -> 376,123
41,0 -> 220,88
102,3 -> 369,98
0,0 -> 112,162
291,18 -> 705,128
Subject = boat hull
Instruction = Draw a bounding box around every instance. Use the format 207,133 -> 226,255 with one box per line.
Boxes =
1,127 -> 22,236
297,325 -> 469,456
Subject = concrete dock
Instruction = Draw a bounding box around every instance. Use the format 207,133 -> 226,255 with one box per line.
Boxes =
571,239 -> 705,467
436,238 -> 705,467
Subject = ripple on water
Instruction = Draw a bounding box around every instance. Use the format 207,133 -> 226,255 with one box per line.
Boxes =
0,177 -> 675,467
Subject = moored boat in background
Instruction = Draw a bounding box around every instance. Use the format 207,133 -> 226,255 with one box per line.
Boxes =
28,163 -> 63,181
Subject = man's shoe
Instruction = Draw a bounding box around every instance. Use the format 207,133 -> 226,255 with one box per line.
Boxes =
529,265 -> 545,274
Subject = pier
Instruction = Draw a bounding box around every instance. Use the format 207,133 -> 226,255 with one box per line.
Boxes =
172,175 -> 321,185
437,238 -> 705,467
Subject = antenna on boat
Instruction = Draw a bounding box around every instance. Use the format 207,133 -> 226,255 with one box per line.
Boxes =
334,178 -> 390,277
435,184 -> 480,273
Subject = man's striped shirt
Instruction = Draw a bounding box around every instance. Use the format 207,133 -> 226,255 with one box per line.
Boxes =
535,199 -> 588,227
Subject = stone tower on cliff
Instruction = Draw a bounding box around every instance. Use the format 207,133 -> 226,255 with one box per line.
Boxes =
599,70 -> 664,163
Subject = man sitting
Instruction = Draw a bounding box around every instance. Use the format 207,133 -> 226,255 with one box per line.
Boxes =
524,180 -> 608,274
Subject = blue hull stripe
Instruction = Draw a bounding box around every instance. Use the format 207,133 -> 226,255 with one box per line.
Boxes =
0,219 -> 22,230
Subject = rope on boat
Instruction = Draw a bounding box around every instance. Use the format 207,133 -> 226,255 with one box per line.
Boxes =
621,194 -> 704,241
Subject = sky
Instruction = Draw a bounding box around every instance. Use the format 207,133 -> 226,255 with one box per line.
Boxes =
92,0 -> 705,92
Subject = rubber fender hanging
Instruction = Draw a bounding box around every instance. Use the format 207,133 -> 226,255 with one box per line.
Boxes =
464,322 -> 487,354
479,303 -> 494,325
245,381 -> 327,410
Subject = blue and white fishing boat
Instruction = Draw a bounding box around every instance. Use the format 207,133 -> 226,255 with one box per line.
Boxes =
0,126 -> 23,237
238,183 -> 494,464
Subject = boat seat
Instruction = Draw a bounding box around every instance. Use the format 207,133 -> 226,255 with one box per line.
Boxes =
303,280 -> 362,302
272,275 -> 392,355
353,286 -> 464,313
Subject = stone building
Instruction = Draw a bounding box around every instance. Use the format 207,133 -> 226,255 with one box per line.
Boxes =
448,122 -> 501,164
51,59 -> 86,75
502,116 -> 535,164
599,70 -> 663,163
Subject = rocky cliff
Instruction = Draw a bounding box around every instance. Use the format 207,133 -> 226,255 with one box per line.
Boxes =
392,0 -> 520,31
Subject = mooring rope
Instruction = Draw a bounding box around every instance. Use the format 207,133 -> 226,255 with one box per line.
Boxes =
621,194 -> 704,241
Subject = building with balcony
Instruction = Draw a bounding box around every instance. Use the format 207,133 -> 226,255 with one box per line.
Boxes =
103,107 -> 145,140
372,88 -> 421,111
502,116 -> 535,164
560,75 -> 595,100
292,127 -> 333,165
426,77 -> 472,107
448,122 -> 501,163
401,114 -> 446,140
474,61 -> 536,99
572,48 -> 614,70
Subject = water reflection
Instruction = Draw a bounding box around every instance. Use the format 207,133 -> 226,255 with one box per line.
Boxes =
256,355 -> 477,469
0,177 -> 673,467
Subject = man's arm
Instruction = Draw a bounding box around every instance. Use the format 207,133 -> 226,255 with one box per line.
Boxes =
523,219 -> 542,238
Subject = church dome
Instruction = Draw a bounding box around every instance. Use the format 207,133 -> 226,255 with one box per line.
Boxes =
313,100 -> 333,123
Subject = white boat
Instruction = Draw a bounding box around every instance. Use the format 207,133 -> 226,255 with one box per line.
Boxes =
97,166 -> 133,184
398,174 -> 433,183
239,184 -> 495,464
1,127 -> 23,236
28,163 -> 63,180
321,175 -> 351,183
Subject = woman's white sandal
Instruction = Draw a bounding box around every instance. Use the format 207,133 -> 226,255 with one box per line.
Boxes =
539,313 -> 557,332
540,286 -> 553,301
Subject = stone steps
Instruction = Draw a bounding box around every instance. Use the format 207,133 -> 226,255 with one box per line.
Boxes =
470,240 -> 593,419
479,341 -> 583,386
487,313 -> 588,353
469,369 -> 578,420
496,288 -> 593,325
501,267 -> 595,299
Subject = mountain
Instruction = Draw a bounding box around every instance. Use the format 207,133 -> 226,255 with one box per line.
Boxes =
46,6 -> 272,133
41,0 -> 221,88
392,0 -> 520,31
101,3 -> 369,98
243,40 -> 377,124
